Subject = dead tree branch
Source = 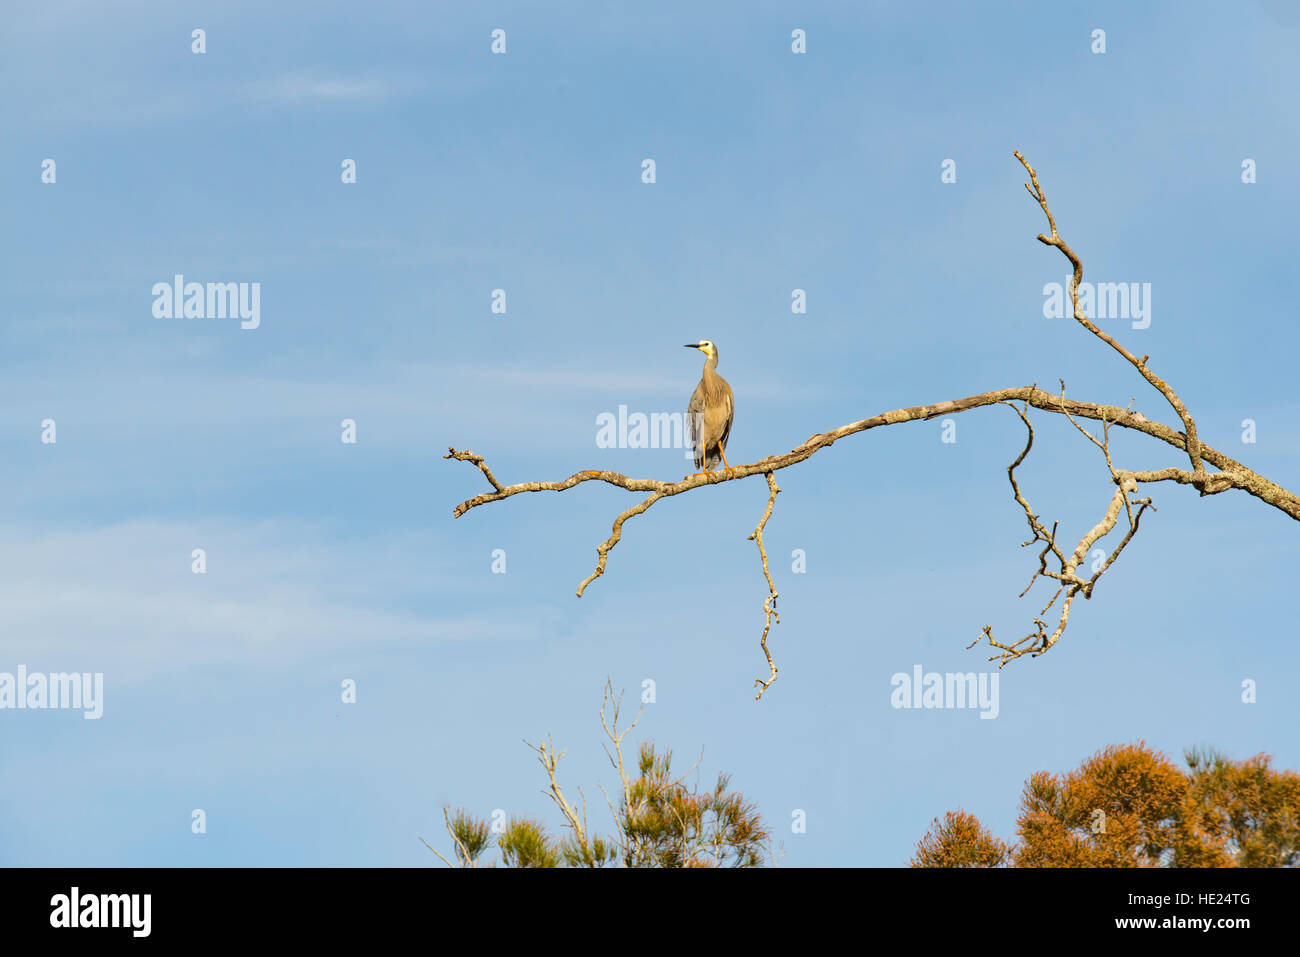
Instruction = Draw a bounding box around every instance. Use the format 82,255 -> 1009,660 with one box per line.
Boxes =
446,153 -> 1300,694
747,473 -> 781,700
970,397 -> 1159,664
1015,151 -> 1208,479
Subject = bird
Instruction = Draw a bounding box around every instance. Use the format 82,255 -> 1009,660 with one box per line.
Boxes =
684,340 -> 735,475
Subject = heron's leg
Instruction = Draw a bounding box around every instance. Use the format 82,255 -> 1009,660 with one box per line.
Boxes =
687,450 -> 712,478
719,446 -> 736,473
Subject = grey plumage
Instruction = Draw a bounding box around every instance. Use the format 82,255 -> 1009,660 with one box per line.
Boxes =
684,340 -> 735,472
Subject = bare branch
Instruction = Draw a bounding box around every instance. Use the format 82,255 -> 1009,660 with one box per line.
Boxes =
598,680 -> 643,814
447,391 -> 1296,526
439,806 -> 475,868
747,472 -> 781,700
1015,151 -> 1206,478
977,386 -> 1173,665
443,447 -> 504,493
527,734 -> 587,852
419,834 -> 456,868
576,490 -> 664,597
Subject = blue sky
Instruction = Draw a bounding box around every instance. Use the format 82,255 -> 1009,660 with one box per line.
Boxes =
2,1 -> 1298,866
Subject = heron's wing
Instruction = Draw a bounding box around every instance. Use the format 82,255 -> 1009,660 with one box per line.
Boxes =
686,382 -> 706,468
717,380 -> 734,453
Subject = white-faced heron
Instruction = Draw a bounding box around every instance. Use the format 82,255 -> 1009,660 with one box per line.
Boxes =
684,340 -> 735,474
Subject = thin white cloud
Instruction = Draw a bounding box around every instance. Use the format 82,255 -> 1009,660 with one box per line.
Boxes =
240,71 -> 402,104
6,71 -> 422,130
0,357 -> 815,437
0,520 -> 544,681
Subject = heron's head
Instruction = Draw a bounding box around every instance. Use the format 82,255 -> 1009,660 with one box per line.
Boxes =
684,340 -> 718,361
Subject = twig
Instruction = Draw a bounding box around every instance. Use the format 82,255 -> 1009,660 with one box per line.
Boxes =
747,473 -> 781,699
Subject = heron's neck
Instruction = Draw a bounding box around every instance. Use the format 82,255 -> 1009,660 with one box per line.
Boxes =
702,354 -> 719,378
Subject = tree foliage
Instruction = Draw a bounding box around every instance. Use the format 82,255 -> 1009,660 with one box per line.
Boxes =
424,683 -> 774,868
910,810 -> 1010,868
912,742 -> 1300,868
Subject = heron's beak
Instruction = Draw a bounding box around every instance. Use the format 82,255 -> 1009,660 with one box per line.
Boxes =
683,343 -> 701,349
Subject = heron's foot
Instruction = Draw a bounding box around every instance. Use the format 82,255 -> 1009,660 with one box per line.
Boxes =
581,470 -> 603,476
